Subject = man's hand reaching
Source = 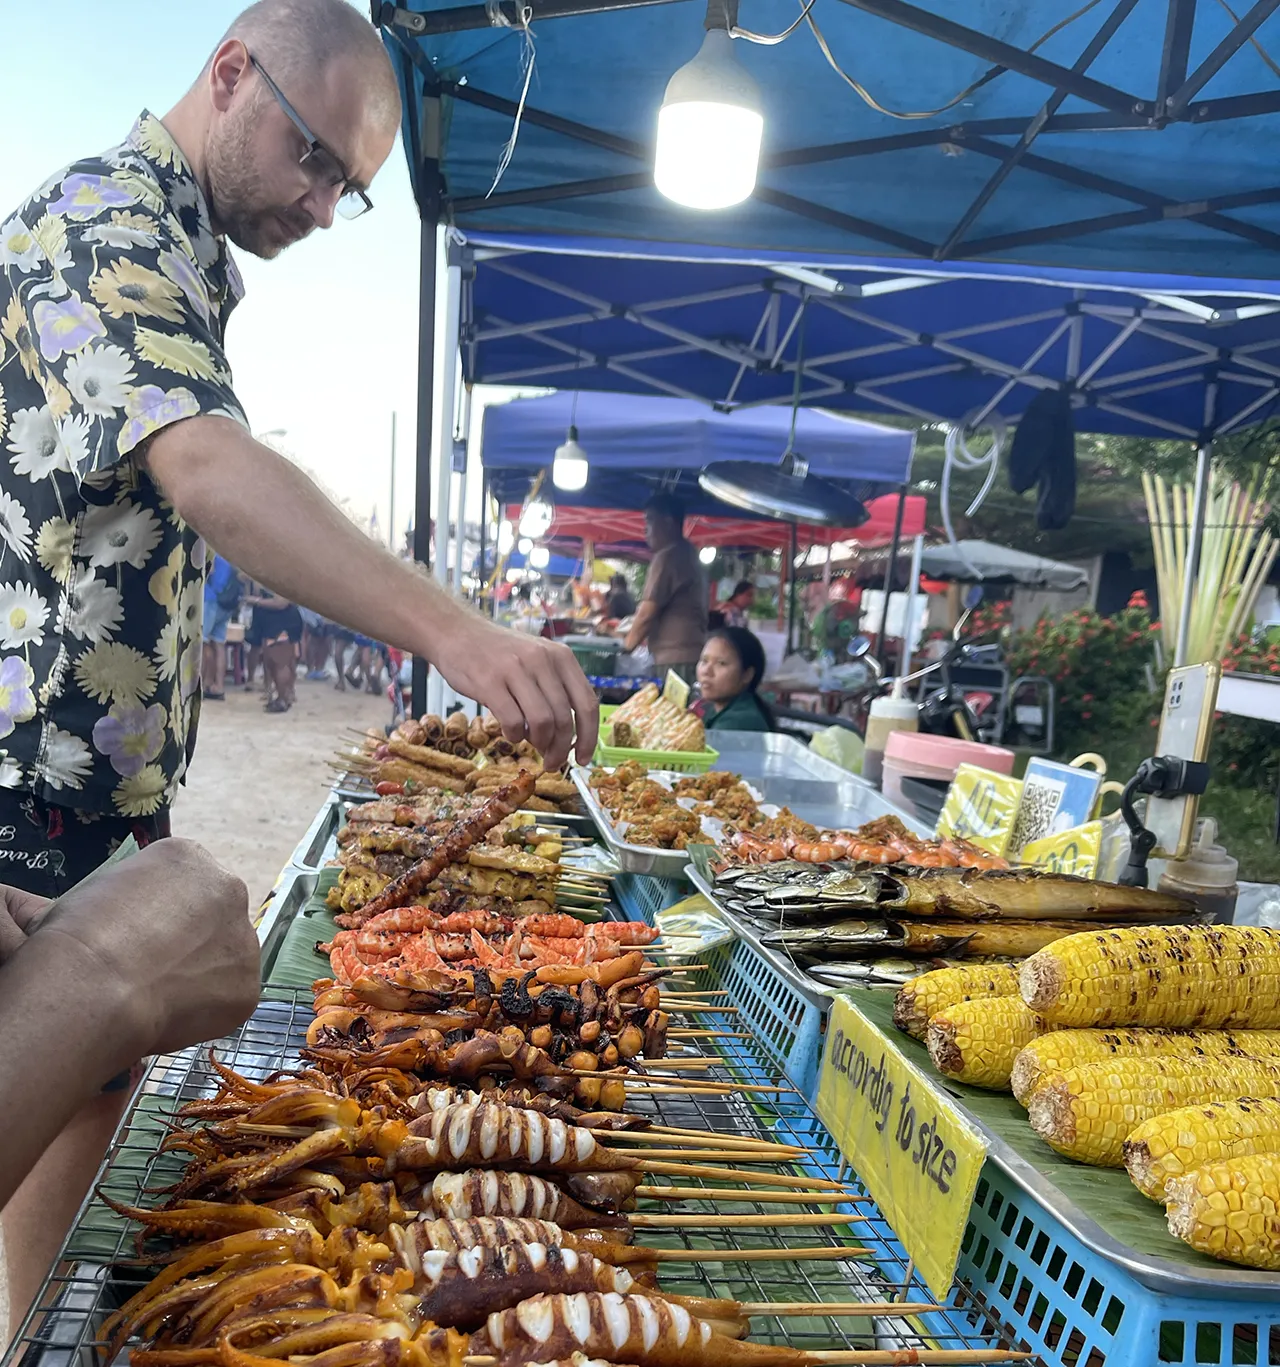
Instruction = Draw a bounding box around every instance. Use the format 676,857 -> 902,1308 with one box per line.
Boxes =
0,885 -> 48,963
432,611 -> 600,770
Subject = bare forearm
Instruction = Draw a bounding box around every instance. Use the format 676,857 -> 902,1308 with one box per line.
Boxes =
145,418 -> 466,660
0,934 -> 145,1208
625,601 -> 658,651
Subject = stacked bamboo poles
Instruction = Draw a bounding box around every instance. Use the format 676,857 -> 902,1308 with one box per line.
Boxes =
1144,466 -> 1278,665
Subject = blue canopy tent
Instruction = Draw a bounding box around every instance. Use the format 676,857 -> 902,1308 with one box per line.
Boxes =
480,388 -> 915,514
376,0 -> 1280,710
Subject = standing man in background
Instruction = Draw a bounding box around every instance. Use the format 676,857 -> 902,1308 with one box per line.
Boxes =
201,555 -> 241,700
0,0 -> 597,896
623,494 -> 708,682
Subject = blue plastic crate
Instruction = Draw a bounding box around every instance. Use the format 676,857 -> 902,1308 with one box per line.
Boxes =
613,869 -> 688,924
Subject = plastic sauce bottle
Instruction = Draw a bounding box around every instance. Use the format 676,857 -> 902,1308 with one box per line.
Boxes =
1157,818 -> 1240,924
862,690 -> 918,789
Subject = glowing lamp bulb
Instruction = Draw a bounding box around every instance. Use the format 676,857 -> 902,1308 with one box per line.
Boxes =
552,425 -> 589,491
655,29 -> 763,211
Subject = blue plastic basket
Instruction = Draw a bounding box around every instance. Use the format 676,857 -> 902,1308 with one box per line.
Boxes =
615,868 -> 1280,1366
613,870 -> 687,924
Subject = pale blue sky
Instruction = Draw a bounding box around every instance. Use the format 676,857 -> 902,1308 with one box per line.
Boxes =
0,1 -> 427,540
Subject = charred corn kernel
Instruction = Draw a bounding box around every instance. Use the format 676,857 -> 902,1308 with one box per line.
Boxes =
1011,1029 -> 1280,1107
893,964 -> 1022,1040
1019,925 -> 1280,1030
1165,1152 -> 1280,1269
1126,1097 -> 1280,1200
1027,1056 -> 1280,1166
926,996 -> 1048,1090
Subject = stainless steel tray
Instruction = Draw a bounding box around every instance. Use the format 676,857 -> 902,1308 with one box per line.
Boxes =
686,863 -> 835,1010
571,766 -> 699,878
289,796 -> 343,871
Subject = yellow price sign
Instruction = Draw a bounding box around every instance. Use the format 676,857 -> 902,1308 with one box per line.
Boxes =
815,998 -> 987,1299
935,764 -> 1024,856
663,669 -> 690,710
1021,820 -> 1102,877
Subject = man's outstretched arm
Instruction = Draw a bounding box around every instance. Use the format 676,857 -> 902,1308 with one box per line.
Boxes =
144,417 -> 598,769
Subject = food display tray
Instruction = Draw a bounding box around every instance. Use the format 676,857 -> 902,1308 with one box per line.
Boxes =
686,863 -> 836,1012
610,875 -> 1280,1365
3,988 -> 1028,1367
570,767 -> 702,877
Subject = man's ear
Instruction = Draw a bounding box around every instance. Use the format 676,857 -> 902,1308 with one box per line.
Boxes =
208,39 -> 252,115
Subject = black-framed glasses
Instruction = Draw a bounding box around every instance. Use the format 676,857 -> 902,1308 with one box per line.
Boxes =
249,53 -> 373,221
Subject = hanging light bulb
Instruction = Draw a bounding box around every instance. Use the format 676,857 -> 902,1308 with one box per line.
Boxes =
517,537 -> 534,556
497,520 -> 515,555
530,545 -> 551,570
553,424 -> 589,491
519,494 -> 554,540
655,9 -> 763,211
698,546 -> 717,566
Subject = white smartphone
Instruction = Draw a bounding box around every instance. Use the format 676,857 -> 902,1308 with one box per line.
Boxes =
1146,662 -> 1221,860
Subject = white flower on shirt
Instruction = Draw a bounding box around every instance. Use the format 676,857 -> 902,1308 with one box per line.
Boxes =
177,579 -> 203,640
64,343 -> 135,416
80,500 -> 162,569
7,406 -> 70,481
0,582 -> 48,648
40,723 -> 93,791
0,492 -> 33,563
152,616 -> 180,681
62,568 -> 124,643
0,218 -> 41,273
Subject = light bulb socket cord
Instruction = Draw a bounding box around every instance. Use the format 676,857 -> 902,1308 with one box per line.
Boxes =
705,0 -> 739,32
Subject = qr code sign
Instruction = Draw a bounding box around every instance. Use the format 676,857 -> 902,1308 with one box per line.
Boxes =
1008,776 -> 1065,857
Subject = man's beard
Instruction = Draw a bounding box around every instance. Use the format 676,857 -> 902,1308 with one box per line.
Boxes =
206,105 -> 311,259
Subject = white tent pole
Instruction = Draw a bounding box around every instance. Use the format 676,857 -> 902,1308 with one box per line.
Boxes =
900,533 -> 924,678
1174,441 -> 1211,667
428,229 -> 462,718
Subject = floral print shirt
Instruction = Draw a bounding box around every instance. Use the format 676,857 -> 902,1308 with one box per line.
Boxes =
0,112 -> 246,816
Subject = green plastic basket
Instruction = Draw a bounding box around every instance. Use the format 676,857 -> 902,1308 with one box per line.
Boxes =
594,703 -> 720,773
564,637 -> 620,676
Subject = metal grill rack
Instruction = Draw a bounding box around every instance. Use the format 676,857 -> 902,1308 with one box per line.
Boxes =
3,987 -> 1032,1367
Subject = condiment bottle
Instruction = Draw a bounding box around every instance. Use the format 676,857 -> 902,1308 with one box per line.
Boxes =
1157,818 -> 1240,924
862,689 -> 918,789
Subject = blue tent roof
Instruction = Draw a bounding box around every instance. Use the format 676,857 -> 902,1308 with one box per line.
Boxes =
461,230 -> 1280,439
380,0 -> 1280,278
481,388 -> 914,511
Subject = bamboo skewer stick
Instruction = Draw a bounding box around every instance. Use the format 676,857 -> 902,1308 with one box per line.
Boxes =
621,1082 -> 789,1096
605,1127 -> 812,1153
635,1185 -> 863,1204
465,1355 -> 1029,1367
629,1211 -> 865,1228
616,1147 -> 816,1163
643,1161 -> 848,1190
736,1302 -> 943,1318
667,1029 -> 753,1040
648,1246 -> 870,1263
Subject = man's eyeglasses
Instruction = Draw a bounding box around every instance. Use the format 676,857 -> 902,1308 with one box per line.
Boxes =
249,54 -> 373,221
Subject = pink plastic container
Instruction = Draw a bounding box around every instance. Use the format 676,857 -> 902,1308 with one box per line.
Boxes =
881,732 -> 1015,820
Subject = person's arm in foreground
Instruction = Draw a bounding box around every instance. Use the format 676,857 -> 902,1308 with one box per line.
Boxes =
144,419 -> 597,769
0,839 -> 258,1211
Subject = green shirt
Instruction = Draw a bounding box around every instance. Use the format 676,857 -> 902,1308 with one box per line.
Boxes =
704,691 -> 772,732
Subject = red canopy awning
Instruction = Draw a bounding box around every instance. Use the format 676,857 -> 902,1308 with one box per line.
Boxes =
503,494 -> 927,555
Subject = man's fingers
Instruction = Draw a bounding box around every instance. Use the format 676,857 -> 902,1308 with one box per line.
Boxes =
559,650 -> 600,765
484,683 -> 526,748
509,661 -> 573,770
0,909 -> 25,963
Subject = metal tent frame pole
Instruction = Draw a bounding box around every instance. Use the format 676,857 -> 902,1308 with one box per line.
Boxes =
411,220 -> 437,718
875,484 -> 909,661
427,231 -> 464,718
1174,441 -> 1212,666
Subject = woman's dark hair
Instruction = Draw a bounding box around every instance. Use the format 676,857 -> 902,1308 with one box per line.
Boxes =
731,579 -> 754,599
707,627 -> 775,728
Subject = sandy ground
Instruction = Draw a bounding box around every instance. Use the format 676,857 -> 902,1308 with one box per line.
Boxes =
170,672 -> 387,904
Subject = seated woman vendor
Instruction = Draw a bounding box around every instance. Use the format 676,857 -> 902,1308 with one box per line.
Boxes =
693,627 -> 774,732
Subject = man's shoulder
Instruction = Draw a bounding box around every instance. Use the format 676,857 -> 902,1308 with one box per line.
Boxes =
13,139 -> 157,219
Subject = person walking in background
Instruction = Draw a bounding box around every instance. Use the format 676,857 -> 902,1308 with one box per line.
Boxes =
623,494 -> 708,682
721,579 -> 756,630
244,590 -> 302,712
201,555 -> 242,700
298,609 -> 330,680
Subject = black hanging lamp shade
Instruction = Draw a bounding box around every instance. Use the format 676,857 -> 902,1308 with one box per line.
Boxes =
698,297 -> 868,527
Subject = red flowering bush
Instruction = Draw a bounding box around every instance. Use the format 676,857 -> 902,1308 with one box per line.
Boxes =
1213,633 -> 1280,789
1004,603 -> 1158,756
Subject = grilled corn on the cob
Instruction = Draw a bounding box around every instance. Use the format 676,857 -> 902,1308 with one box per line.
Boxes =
926,996 -> 1048,1090
893,963 -> 1022,1040
1019,925 -> 1280,1029
1125,1096 -> 1280,1200
1027,1056 -> 1280,1166
1165,1152 -> 1280,1269
1010,1028 -> 1280,1107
